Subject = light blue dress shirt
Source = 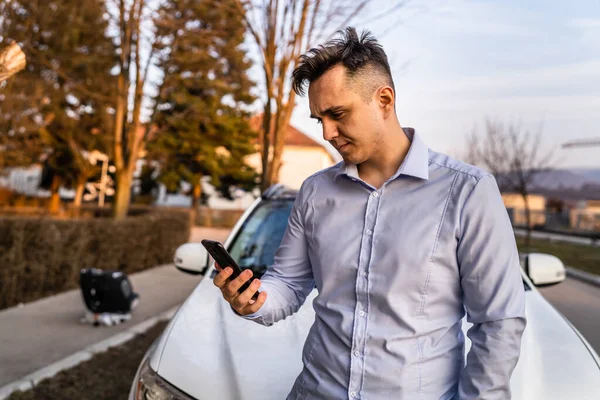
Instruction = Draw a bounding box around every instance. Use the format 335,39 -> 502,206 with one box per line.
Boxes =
242,128 -> 527,399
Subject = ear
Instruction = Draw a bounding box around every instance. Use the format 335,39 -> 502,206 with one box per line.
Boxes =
377,86 -> 395,117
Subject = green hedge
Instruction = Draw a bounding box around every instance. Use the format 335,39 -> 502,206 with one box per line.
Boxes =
0,209 -> 191,310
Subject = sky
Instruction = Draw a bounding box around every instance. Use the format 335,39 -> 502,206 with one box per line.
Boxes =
286,0 -> 600,168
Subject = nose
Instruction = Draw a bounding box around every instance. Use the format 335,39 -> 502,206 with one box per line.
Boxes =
321,119 -> 338,142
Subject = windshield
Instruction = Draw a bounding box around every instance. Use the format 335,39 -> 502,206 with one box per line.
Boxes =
227,199 -> 294,278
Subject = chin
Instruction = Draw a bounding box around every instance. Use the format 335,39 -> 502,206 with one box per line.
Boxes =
341,153 -> 361,165
338,144 -> 366,165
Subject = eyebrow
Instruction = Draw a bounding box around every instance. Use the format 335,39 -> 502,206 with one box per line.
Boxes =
310,105 -> 346,119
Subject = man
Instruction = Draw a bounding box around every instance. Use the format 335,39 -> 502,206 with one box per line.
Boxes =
214,27 -> 526,400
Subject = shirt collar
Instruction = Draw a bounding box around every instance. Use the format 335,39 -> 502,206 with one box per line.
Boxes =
335,127 -> 430,181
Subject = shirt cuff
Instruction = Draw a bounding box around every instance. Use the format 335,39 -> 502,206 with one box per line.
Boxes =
229,302 -> 264,320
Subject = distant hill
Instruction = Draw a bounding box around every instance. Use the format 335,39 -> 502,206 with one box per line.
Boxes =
529,170 -> 594,191
568,168 -> 600,183
500,168 -> 600,201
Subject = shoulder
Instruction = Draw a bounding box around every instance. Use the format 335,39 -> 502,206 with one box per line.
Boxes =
297,161 -> 343,196
427,150 -> 501,206
306,161 -> 343,182
428,150 -> 491,183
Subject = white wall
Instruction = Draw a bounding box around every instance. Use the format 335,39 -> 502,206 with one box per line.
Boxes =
0,165 -> 49,197
245,146 -> 335,190
155,177 -> 259,210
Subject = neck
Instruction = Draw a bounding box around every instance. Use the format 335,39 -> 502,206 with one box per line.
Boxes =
357,118 -> 411,186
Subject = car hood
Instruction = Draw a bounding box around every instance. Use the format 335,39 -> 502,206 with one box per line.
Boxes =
155,277 -> 317,399
155,278 -> 600,400
497,290 -> 600,400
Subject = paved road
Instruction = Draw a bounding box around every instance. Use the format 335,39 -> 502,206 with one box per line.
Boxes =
0,227 -> 230,387
538,277 -> 600,353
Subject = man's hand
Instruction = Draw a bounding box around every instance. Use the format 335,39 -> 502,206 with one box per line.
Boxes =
213,262 -> 267,316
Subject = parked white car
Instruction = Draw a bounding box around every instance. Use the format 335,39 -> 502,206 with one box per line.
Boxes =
129,185 -> 600,400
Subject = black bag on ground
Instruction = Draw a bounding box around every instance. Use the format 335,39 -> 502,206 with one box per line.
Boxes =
79,268 -> 139,314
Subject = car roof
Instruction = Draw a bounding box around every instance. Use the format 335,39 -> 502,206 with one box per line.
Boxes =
261,184 -> 298,200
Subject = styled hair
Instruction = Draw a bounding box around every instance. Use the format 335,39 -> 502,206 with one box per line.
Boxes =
292,27 -> 395,99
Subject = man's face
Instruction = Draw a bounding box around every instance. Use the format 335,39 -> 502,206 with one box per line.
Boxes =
308,65 -> 385,165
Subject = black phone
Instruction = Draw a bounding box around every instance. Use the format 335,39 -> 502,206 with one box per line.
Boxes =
201,239 -> 259,301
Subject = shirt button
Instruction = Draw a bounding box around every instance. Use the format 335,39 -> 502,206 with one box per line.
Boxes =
366,229 -> 372,235
350,392 -> 357,398
360,270 -> 367,277
359,311 -> 365,317
354,350 -> 360,357
372,192 -> 379,198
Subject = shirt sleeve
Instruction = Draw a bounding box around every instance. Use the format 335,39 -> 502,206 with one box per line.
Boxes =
456,174 -> 527,399
237,179 -> 315,326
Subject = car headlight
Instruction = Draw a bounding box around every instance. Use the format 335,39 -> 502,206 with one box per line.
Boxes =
130,354 -> 196,400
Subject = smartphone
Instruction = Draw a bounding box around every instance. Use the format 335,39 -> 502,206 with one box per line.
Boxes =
201,239 -> 259,301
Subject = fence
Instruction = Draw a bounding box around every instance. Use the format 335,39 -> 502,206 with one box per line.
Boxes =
507,207 -> 600,239
194,206 -> 246,228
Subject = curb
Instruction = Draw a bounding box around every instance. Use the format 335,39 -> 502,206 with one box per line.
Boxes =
0,306 -> 179,400
514,228 -> 597,247
566,267 -> 600,288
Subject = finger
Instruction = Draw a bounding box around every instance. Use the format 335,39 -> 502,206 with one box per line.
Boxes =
232,278 -> 261,309
214,262 -> 222,271
213,267 -> 233,289
242,291 -> 267,315
223,269 -> 253,297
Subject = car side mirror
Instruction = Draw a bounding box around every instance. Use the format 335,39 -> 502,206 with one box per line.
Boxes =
174,243 -> 209,275
524,253 -> 566,287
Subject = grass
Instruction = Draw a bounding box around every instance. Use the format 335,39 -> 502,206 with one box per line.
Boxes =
7,320 -> 169,400
516,236 -> 600,276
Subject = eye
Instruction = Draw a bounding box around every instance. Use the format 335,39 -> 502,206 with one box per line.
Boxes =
331,113 -> 344,120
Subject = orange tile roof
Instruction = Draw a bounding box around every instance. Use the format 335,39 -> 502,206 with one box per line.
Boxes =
250,114 -> 323,148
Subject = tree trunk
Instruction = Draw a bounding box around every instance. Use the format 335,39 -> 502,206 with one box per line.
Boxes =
189,182 -> 202,226
113,171 -> 132,220
523,192 -> 532,247
191,183 -> 202,210
268,100 -> 295,186
260,103 -> 273,191
48,175 -> 61,214
74,177 -> 86,208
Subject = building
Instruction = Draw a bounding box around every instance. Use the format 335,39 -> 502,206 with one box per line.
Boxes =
501,193 -> 547,227
245,115 -> 336,190
570,200 -> 600,231
0,165 -> 45,196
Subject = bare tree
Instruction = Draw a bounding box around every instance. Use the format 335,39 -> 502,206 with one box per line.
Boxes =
110,0 -> 156,219
234,0 -> 402,190
466,119 -> 556,247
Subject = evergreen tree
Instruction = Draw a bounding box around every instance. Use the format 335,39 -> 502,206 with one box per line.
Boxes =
0,0 -> 115,211
149,0 -> 258,209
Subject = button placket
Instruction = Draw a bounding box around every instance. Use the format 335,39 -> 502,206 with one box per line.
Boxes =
349,189 -> 381,398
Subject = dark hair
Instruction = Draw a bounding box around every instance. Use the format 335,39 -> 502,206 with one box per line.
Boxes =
292,27 -> 395,98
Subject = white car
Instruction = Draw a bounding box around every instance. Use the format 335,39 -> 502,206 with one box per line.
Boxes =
129,185 -> 600,400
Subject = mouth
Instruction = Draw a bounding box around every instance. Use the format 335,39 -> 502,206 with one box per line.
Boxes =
337,143 -> 350,151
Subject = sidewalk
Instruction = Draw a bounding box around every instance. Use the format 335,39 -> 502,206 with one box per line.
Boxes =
0,226 -> 230,388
